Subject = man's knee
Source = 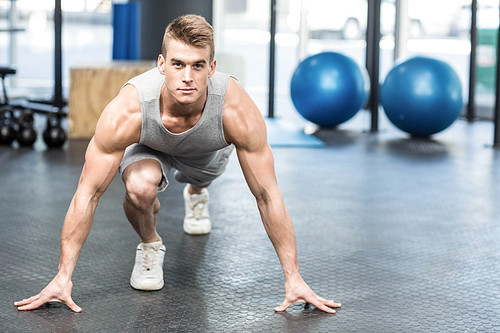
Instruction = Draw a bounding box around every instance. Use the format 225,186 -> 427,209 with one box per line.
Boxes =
123,160 -> 162,211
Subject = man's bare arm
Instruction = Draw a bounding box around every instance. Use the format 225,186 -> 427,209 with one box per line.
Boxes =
223,79 -> 341,313
14,85 -> 141,312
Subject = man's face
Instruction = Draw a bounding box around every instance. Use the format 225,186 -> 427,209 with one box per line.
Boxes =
158,39 -> 216,106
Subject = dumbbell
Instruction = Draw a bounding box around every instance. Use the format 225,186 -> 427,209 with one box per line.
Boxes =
43,113 -> 66,148
0,109 -> 17,145
16,110 -> 37,146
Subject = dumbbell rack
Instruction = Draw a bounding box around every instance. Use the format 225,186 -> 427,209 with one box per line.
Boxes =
1,0 -> 67,149
1,97 -> 67,149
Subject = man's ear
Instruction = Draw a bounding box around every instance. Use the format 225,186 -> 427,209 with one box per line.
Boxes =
157,54 -> 166,74
208,59 -> 216,78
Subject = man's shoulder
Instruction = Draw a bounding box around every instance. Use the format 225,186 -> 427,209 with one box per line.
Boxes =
95,85 -> 142,149
223,77 -> 247,105
222,78 -> 265,147
123,68 -> 163,100
119,84 -> 141,112
208,71 -> 232,97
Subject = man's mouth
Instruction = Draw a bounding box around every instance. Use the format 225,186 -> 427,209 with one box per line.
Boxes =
179,87 -> 196,93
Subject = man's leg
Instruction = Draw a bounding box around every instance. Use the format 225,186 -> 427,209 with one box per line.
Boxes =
122,159 -> 163,243
176,145 -> 235,235
186,183 -> 209,195
122,159 -> 166,290
183,182 -> 211,235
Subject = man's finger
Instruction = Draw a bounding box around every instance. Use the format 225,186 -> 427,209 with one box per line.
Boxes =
65,296 -> 82,313
306,296 -> 337,314
324,300 -> 342,308
14,294 -> 40,307
16,298 -> 45,311
316,296 -> 342,308
314,301 -> 337,314
274,299 -> 292,312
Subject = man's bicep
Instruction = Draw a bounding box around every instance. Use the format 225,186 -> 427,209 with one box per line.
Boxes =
224,77 -> 279,198
78,137 -> 125,198
77,84 -> 139,196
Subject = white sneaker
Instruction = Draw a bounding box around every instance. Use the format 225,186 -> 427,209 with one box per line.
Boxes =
130,241 -> 166,291
183,185 -> 211,235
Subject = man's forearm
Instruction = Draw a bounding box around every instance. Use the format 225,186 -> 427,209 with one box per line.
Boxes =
57,192 -> 99,278
257,196 -> 300,278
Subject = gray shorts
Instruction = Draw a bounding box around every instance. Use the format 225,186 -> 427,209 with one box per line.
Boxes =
119,144 -> 235,192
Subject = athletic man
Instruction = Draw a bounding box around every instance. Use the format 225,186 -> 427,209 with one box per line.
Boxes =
14,15 -> 341,313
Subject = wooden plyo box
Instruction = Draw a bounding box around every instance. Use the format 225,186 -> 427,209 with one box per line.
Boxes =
68,61 -> 156,139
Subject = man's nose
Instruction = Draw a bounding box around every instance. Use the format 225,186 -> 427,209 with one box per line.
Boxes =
182,67 -> 193,82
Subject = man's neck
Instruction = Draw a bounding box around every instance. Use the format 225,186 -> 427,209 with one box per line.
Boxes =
159,86 -> 207,133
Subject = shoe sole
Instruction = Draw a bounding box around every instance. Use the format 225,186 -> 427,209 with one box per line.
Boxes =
183,218 -> 211,235
183,225 -> 211,235
184,229 -> 211,235
130,278 -> 164,291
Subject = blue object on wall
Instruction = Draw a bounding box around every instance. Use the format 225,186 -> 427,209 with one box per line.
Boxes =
113,3 -> 141,60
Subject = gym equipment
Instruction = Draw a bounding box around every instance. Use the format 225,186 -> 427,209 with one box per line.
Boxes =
290,52 -> 370,127
380,56 -> 463,137
0,109 -> 16,145
0,66 -> 18,145
16,110 -> 37,146
43,113 -> 66,148
0,66 -> 16,106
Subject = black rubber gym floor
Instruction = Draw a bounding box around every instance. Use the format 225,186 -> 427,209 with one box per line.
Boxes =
1,112 -> 499,332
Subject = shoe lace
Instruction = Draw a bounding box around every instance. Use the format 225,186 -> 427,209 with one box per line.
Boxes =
142,245 -> 159,271
190,196 -> 207,219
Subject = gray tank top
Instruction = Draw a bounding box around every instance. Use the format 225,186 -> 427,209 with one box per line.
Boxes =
124,68 -> 231,158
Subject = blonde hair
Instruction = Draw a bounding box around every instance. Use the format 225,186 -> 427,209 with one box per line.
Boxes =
161,14 -> 215,62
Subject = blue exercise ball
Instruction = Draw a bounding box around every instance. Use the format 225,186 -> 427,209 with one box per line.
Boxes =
290,52 -> 370,127
380,56 -> 463,137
